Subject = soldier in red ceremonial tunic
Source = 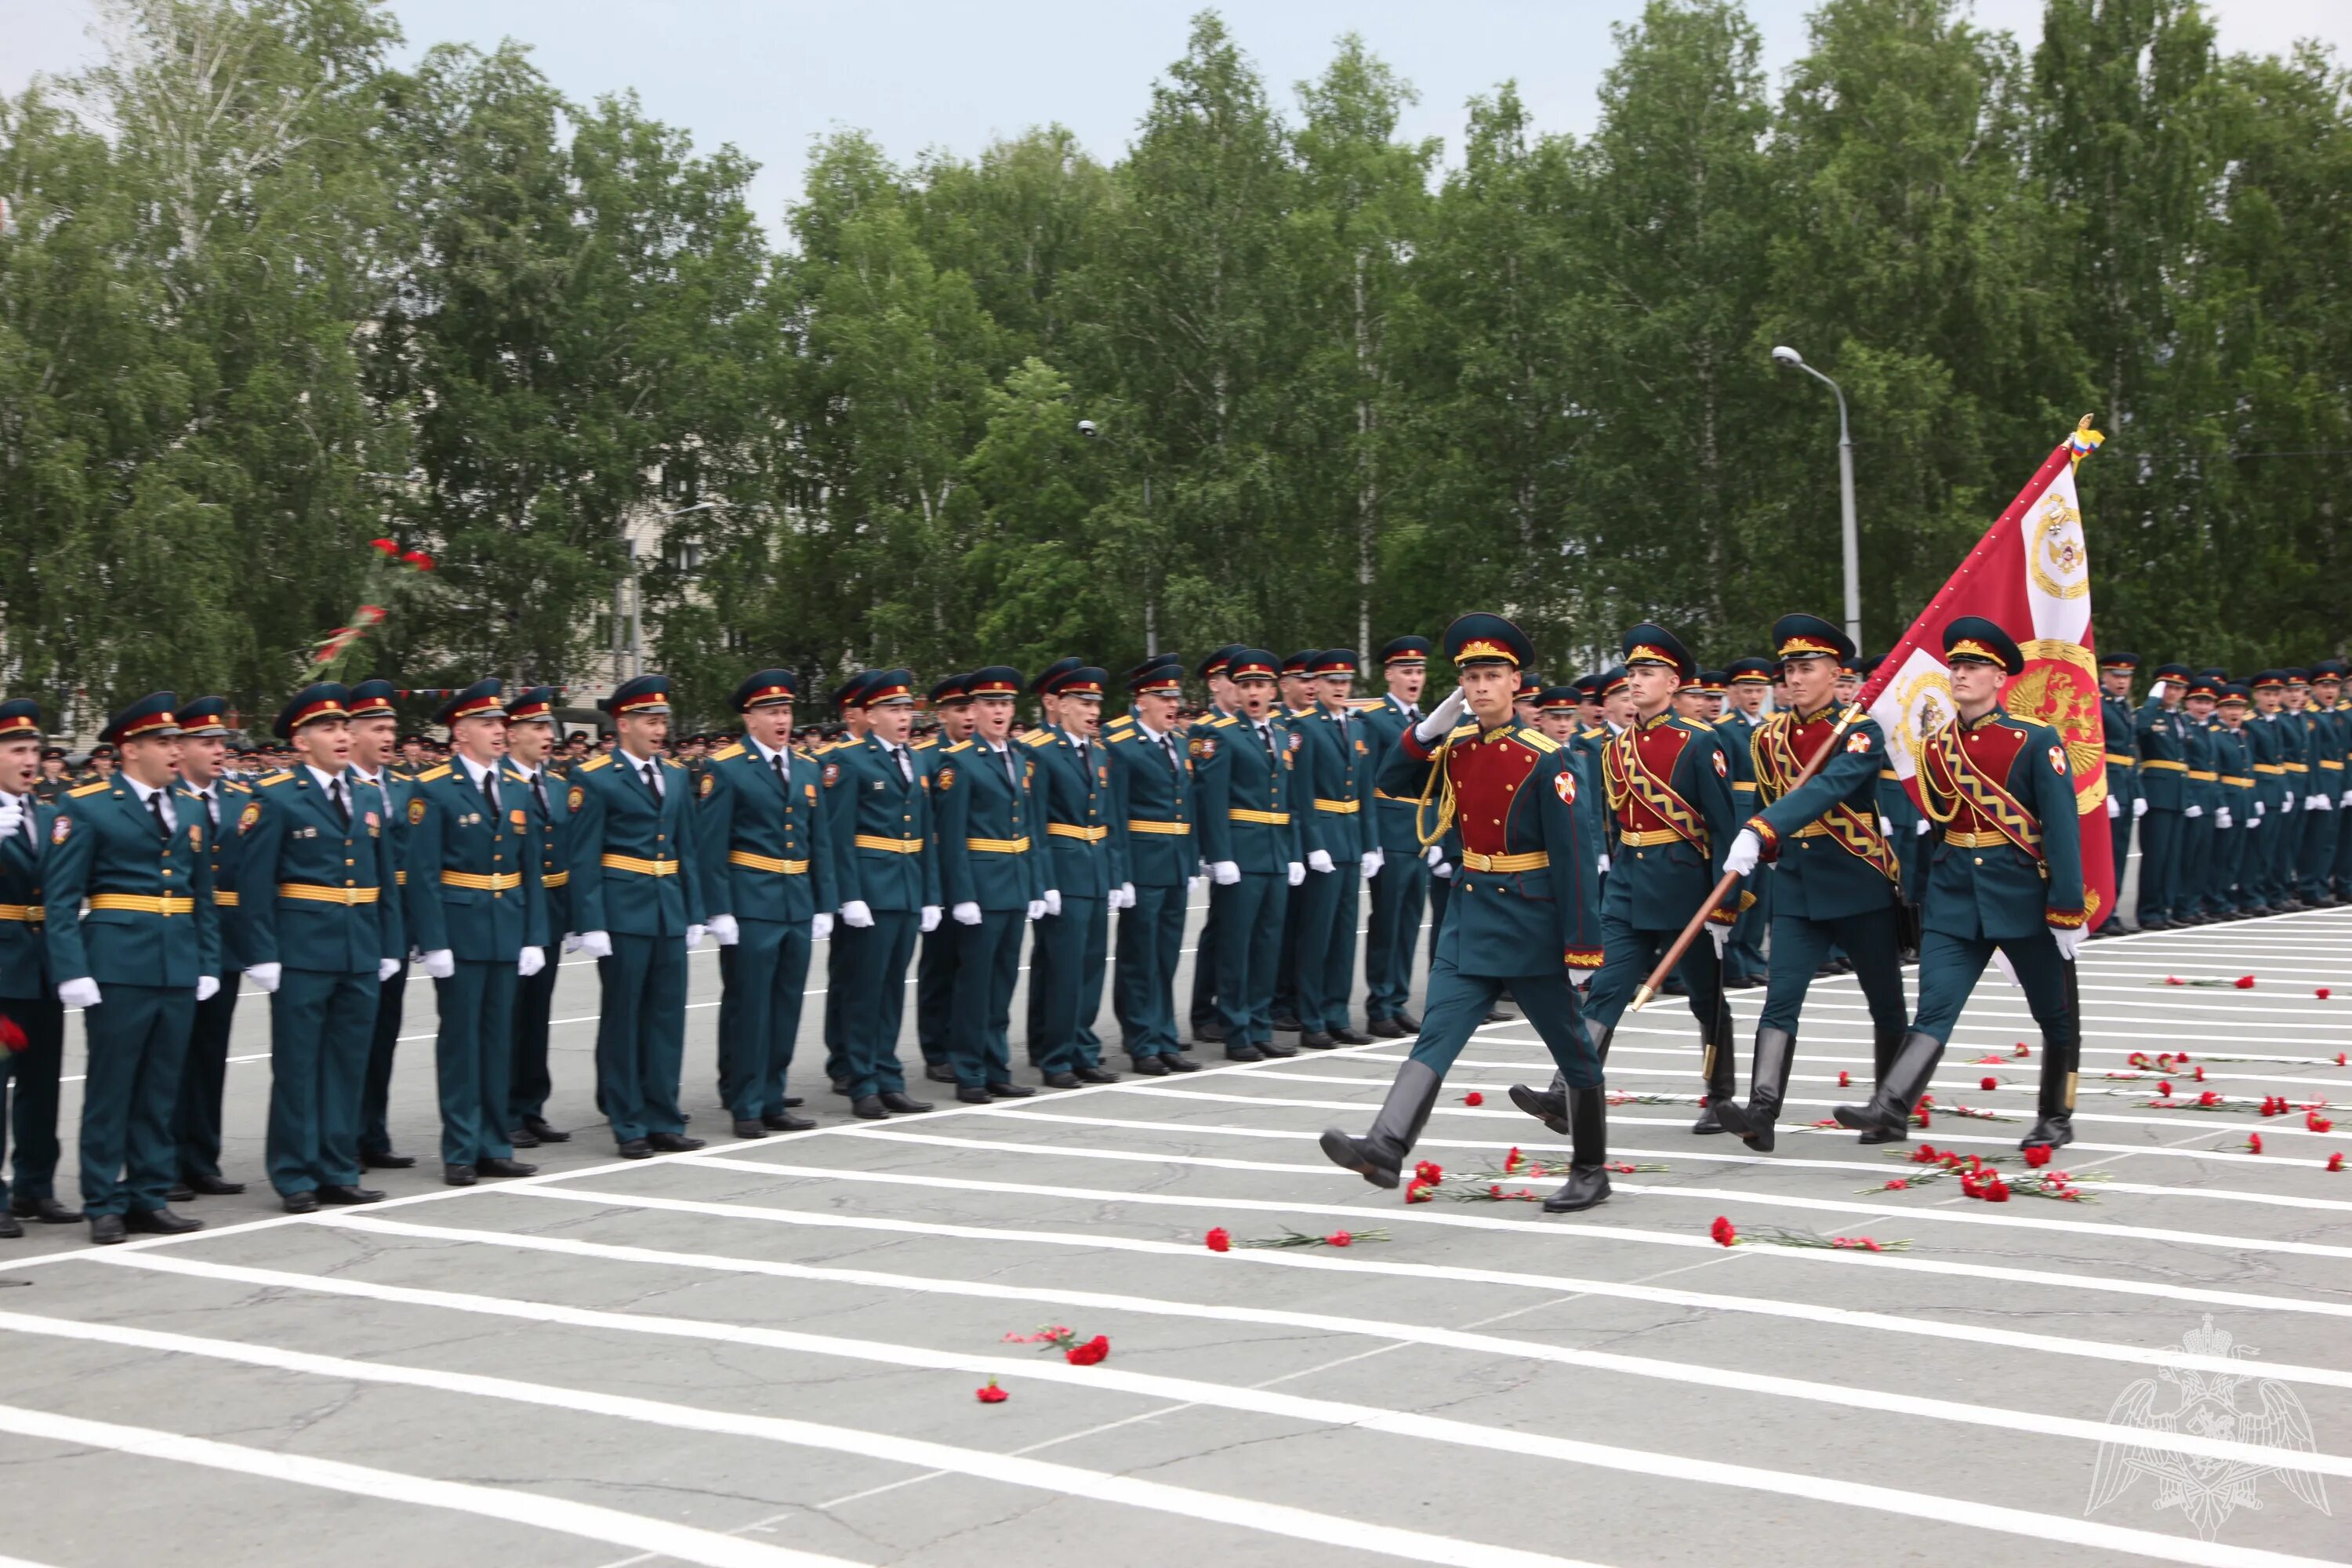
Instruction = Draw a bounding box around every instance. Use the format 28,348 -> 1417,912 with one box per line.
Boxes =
1835,617 -> 2088,1150
1320,613 -> 1613,1213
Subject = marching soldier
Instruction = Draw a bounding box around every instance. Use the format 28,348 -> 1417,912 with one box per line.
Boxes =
1195,650 -> 1305,1062
1711,616 -> 1909,1152
1293,651 -> 1377,1049
238,683 -> 405,1212
0,700 -> 75,1234
2177,675 -> 2222,922
1715,656 -> 1772,988
44,695 -> 222,1243
1188,646 -> 1245,1046
699,670 -> 835,1137
1325,614 -> 1610,1211
2095,652 -> 2142,936
1108,657 -> 1203,1074
344,677 -> 419,1172
404,681 -> 547,1185
822,670 -> 941,1120
169,697 -> 252,1199
503,687 -> 575,1146
569,673 -> 710,1156
913,674 -> 975,1085
1360,637 -> 1432,1038
1027,665 -> 1118,1086
2133,662 -> 2191,928
1834,618 -> 2086,1150
932,666 -> 1046,1101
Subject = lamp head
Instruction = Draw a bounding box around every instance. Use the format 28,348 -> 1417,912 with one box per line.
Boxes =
1076,419 -> 1099,439
1771,345 -> 1803,368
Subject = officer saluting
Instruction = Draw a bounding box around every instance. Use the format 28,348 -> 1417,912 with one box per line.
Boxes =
699,669 -> 835,1137
1108,657 -> 1202,1075
503,687 -> 574,1147
169,696 -> 252,1199
238,683 -> 404,1213
932,666 -> 1045,1102
0,699 -> 78,1234
1835,618 -> 2087,1150
569,673 -> 709,1157
1323,615 -> 1611,1211
404,680 -> 547,1185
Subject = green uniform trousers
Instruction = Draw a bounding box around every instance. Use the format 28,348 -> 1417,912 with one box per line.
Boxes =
1757,911 -> 1907,1036
915,927 -> 958,1069
594,933 -> 689,1142
435,959 -> 519,1167
361,960 -> 408,1158
506,958 -> 559,1128
1408,956 -> 1601,1089
946,909 -> 1023,1090
78,983 -> 195,1216
834,912 -> 916,1099
1294,863 -> 1359,1034
1030,895 -> 1108,1075
1363,854 -> 1428,1021
267,967 -> 374,1196
172,970 -> 238,1181
1113,884 -> 1187,1058
717,917 -> 814,1119
1212,873 -> 1288,1047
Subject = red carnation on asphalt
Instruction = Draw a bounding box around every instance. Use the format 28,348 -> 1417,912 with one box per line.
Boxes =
2328,1152 -> 2344,1172
2194,1065 -> 2206,1082
1403,1180 -> 1433,1204
2164,976 -> 2185,986
1463,1091 -> 1483,1106
2309,1112 -> 2334,1134
1710,1216 -> 1738,1247
2234,975 -> 2256,989
2023,1144 -> 2053,1168
1204,1227 -> 1231,1253
975,1379 -> 1008,1403
2158,1080 -> 2172,1096
1325,1230 -> 1354,1247
2247,1133 -> 2264,1155
1980,1077 -> 1998,1091
2013,1042 -> 2031,1058
2318,988 -> 2333,1000
0,1015 -> 24,1054
1414,1160 -> 1444,1185
1882,1178 -> 1909,1190
1065,1334 -> 1110,1367
1838,1070 -> 1850,1087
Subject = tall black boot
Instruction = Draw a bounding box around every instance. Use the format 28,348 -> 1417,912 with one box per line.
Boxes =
2022,1026 -> 2080,1150
1542,1077 -> 1612,1212
1320,1059 -> 1442,1189
1711,1026 -> 1795,1152
1690,996 -> 1738,1134
1509,1018 -> 1610,1136
1854,1025 -> 1911,1145
1834,1030 -> 1943,1136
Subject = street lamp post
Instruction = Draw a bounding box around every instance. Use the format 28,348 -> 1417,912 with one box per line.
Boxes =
1771,346 -> 1860,649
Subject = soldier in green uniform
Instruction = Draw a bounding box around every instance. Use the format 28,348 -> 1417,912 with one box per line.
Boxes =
569,673 -> 711,1156
1835,618 -> 2087,1150
699,669 -> 836,1136
1195,651 -> 1305,1062
1269,652 -> 1319,1035
343,678 -> 420,1172
2278,669 -> 2316,911
1188,646 -> 1246,1046
1325,614 -> 1610,1211
2094,652 -> 2142,936
1292,651 -> 1377,1049
2132,662 -> 2191,928
2322,663 -> 2352,901
932,666 -> 1046,1102
2176,674 -> 2223,922
2296,662 -> 2343,905
2209,684 -> 2258,916
169,697 -> 252,1199
2245,671 -> 2292,912
1711,616 -> 1909,1152
0,699 -> 76,1234
913,674 -> 975,1084
1715,657 -> 1772,987
819,671 -> 878,1094
1360,637 -> 1432,1037
1026,665 -> 1118,1086
238,684 -> 405,1212
1108,657 -> 1203,1074
33,746 -> 71,805
404,680 -> 547,1185
502,688 -> 575,1145
44,695 -> 223,1243
822,670 -> 941,1119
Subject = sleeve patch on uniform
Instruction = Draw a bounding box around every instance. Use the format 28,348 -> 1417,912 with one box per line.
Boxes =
1555,771 -> 1577,804
2048,744 -> 2067,775
1192,736 -> 1217,760
51,815 -> 69,844
1846,731 -> 1871,754
568,785 -> 585,812
238,802 -> 260,835
408,797 -> 426,826
698,772 -> 714,798
822,762 -> 840,787
936,766 -> 955,791
1712,748 -> 1729,777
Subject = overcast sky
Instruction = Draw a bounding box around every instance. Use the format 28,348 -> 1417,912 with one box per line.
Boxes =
6,1 -> 2344,231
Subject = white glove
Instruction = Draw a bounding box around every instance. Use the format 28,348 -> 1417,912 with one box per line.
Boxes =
2280,793 -> 2295,813
518,946 -> 546,978
685,924 -> 706,949
2252,801 -> 2266,818
1432,860 -> 1454,880
1708,925 -> 1729,956
1116,881 -> 1136,909
579,930 -> 614,958
2310,793 -> 2332,811
562,931 -> 583,953
1361,849 -> 1384,879
1210,861 -> 1241,886
1423,845 -> 1443,868
1722,828 -> 1762,878
1286,861 -> 1306,887
1307,849 -> 1335,874
422,949 -> 456,979
706,913 -> 740,946
58,976 -> 102,1009
2339,791 -> 2351,808
811,913 -> 834,942
1188,874 -> 1204,892
2132,797 -> 2149,818
1041,888 -> 1062,917
2247,816 -> 2261,832
1595,853 -> 1610,874
839,902 -> 873,930
1915,818 -> 1933,837
2216,808 -> 2234,829
2183,804 -> 2203,818
2106,795 -> 2121,820
195,975 -> 220,1003
1413,686 -> 1468,743
920,905 -> 941,934
2053,924 -> 2087,962
245,963 -> 281,995
1878,815 -> 1893,837
377,956 -> 401,982
0,800 -> 20,840
952,901 -> 982,926
1026,898 -> 1047,921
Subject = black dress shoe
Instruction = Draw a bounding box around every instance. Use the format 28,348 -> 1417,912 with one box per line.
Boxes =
733,1119 -> 768,1139
281,1191 -> 320,1214
1164,1054 -> 1203,1073
318,1184 -> 384,1205
646,1131 -> 706,1152
126,1206 -> 201,1235
877,1091 -> 931,1114
924,1065 -> 958,1084
1130,1056 -> 1171,1076
1393,1011 -> 1420,1032
986,1082 -> 1036,1099
616,1138 -> 655,1158
782,1096 -> 805,1109
89,1214 -> 126,1246
361,1149 -> 416,1171
521,1116 -> 571,1143
1223,1045 -> 1264,1063
1298,1030 -> 1340,1050
0,1212 -> 20,1239
477,1156 -> 537,1178
851,1096 -> 891,1120
2020,1112 -> 2074,1152
1042,1072 -> 1082,1088
1365,1018 -> 1407,1040
1075,1065 -> 1120,1084
167,1184 -> 196,1204
956,1085 -> 992,1104
444,1163 -> 478,1186
509,1125 -> 541,1149
1271,1014 -> 1304,1033
762,1112 -> 817,1132
12,1195 -> 82,1224
1258,1038 -> 1299,1058
831,1080 -> 852,1097
1332,1028 -> 1377,1046
1192,1020 -> 1225,1044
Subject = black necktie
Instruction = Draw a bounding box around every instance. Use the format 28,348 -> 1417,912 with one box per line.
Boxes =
1260,724 -> 1277,766
772,753 -> 789,795
891,746 -> 910,785
480,767 -> 499,815
643,762 -> 660,798
147,789 -> 169,837
1164,735 -> 1180,775
532,771 -> 550,818
200,788 -> 218,829
328,778 -> 349,827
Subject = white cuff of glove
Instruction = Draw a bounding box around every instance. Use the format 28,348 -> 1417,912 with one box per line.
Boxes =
376,956 -> 401,982
2183,805 -> 2203,818
1026,899 -> 1047,921
1915,818 -> 1933,837
0,806 -> 21,839
561,931 -> 583,953
1413,686 -> 1468,744
2310,794 -> 2332,811
811,913 -> 834,942
1361,851 -> 1383,879
1595,853 -> 1610,875
2106,796 -> 2122,819
58,976 -> 102,1009
919,906 -> 942,934
195,975 -> 221,1003
2132,797 -> 2149,818
2340,791 -> 2352,808
578,930 -> 615,958
1041,889 -> 1062,917
517,946 -> 546,978
1423,845 -> 1443,868
1306,849 -> 1334,874
684,924 -> 706,949
706,913 -> 740,946
1708,926 -> 1729,956
1210,861 -> 1241,886
1286,862 -> 1306,887
421,949 -> 456,979
952,902 -> 982,926
2216,810 -> 2233,829
244,964 -> 281,995
2053,925 -> 2087,963
2281,795 -> 2295,812
1722,827 -> 1762,879
1118,881 -> 1136,909
838,902 -> 873,930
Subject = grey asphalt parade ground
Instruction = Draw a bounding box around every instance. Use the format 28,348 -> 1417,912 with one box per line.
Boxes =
2,898 -> 2348,1568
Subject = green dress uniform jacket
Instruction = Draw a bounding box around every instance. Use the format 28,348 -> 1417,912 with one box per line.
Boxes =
1744,709 -> 1904,921
1597,713 -> 1742,930
169,776 -> 254,1187
2209,722 -> 2259,911
1193,710 -> 1304,1050
1357,695 -> 1432,1025
505,758 -> 573,1131
1,797 -> 67,1207
1025,725 -> 1114,1072
822,735 -> 938,1100
1916,712 -> 2085,941
1293,704 -> 1373,1033
932,737 -> 1044,1088
1106,720 -> 1196,1059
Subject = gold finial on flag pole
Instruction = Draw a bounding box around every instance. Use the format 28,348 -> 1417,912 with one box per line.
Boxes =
2068,414 -> 2103,470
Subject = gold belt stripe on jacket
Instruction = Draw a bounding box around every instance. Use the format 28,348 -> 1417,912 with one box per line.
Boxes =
541,869 -> 569,887
1229,808 -> 1290,826
2187,770 -> 2218,782
1460,849 -> 1549,873
1944,829 -> 2009,848
2323,759 -> 2347,771
2253,764 -> 2285,775
1047,823 -> 1108,843
0,903 -> 42,923
2141,758 -> 2187,771
851,834 -> 923,855
600,853 -> 679,876
1312,797 -> 1360,815
275,884 -> 379,906
2104,751 -> 2136,765
1617,827 -> 1684,847
964,837 -> 1031,855
213,891 -> 239,906
1127,819 -> 1189,835
2223,775 -> 2255,788
729,849 -> 810,874
441,869 -> 521,892
2286,762 -> 2310,772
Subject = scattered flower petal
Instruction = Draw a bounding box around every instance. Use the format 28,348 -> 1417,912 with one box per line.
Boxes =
1980,1077 -> 1998,1091
2235,975 -> 2256,989
1710,1215 -> 1739,1247
1203,1227 -> 1231,1253
976,1379 -> 1008,1403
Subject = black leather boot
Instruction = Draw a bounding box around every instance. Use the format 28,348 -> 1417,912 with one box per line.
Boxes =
1711,1026 -> 1794,1152
1835,1030 -> 1944,1136
1542,1079 -> 1612,1212
1319,1059 -> 1441,1189
2023,1021 -> 2080,1150
1508,1018 -> 1610,1136
1854,1025 -> 1911,1145
1690,998 -> 1737,1134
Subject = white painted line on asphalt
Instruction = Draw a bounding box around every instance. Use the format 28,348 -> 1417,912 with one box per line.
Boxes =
0,1399 -> 852,1568
45,1269 -> 2337,1568
670,1155 -> 2352,1319
1381,1051 -> 2350,1094
310,1211 -> 2352,1481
